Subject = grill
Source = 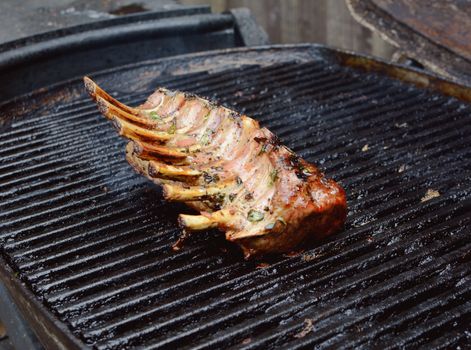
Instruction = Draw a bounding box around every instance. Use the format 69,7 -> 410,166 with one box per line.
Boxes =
0,45 -> 470,349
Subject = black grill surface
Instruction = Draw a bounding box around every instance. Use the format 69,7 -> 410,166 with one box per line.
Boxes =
0,45 -> 470,349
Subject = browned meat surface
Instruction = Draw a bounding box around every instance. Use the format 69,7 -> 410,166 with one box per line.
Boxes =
84,77 -> 347,258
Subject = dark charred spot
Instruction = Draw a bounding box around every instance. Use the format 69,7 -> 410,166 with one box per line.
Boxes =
202,172 -> 219,184
265,134 -> 281,151
236,177 -> 243,185
245,192 -> 254,201
214,193 -> 226,206
288,154 -> 312,180
255,135 -> 281,155
183,92 -> 197,100
230,111 -> 240,119
254,136 -> 268,144
97,98 -> 109,114
132,142 -> 143,154
289,153 -> 301,167
200,194 -> 212,201
83,78 -> 95,96
234,118 -> 243,128
268,134 -> 281,150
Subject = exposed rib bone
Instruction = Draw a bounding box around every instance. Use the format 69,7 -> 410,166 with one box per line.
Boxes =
84,76 -> 140,115
148,160 -> 200,178
112,117 -> 172,141
132,141 -> 188,159
96,96 -> 156,127
179,210 -> 232,231
163,183 -> 230,201
178,214 -> 218,231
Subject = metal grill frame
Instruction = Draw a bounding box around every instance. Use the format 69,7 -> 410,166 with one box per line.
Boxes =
0,6 -> 269,104
0,44 -> 470,349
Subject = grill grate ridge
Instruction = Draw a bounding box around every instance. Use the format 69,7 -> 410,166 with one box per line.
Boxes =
79,206 -> 470,346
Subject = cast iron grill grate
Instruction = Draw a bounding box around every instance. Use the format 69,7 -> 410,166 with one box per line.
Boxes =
0,46 -> 470,349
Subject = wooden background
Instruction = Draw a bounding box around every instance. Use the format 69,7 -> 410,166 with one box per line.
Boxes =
180,0 -> 396,59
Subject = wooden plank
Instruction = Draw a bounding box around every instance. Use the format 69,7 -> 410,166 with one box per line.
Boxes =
279,0 -> 299,43
179,0 -> 395,59
326,0 -> 370,53
298,0 -> 327,44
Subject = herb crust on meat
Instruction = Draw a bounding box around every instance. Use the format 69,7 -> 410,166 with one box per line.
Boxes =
84,77 -> 347,258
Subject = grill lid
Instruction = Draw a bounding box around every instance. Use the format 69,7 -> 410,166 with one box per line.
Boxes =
347,0 -> 471,86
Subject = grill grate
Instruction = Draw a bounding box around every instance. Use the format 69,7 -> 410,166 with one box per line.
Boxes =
0,46 -> 470,349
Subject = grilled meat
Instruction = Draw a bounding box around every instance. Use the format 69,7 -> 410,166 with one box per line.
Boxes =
84,77 -> 347,258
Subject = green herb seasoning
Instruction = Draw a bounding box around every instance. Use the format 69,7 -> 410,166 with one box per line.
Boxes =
202,172 -> 220,184
298,164 -> 312,177
200,129 -> 213,146
258,144 -> 268,155
269,169 -> 279,186
247,209 -> 264,222
149,111 -> 162,121
228,193 -> 236,202
215,193 -> 226,202
236,176 -> 243,185
168,120 -> 176,134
